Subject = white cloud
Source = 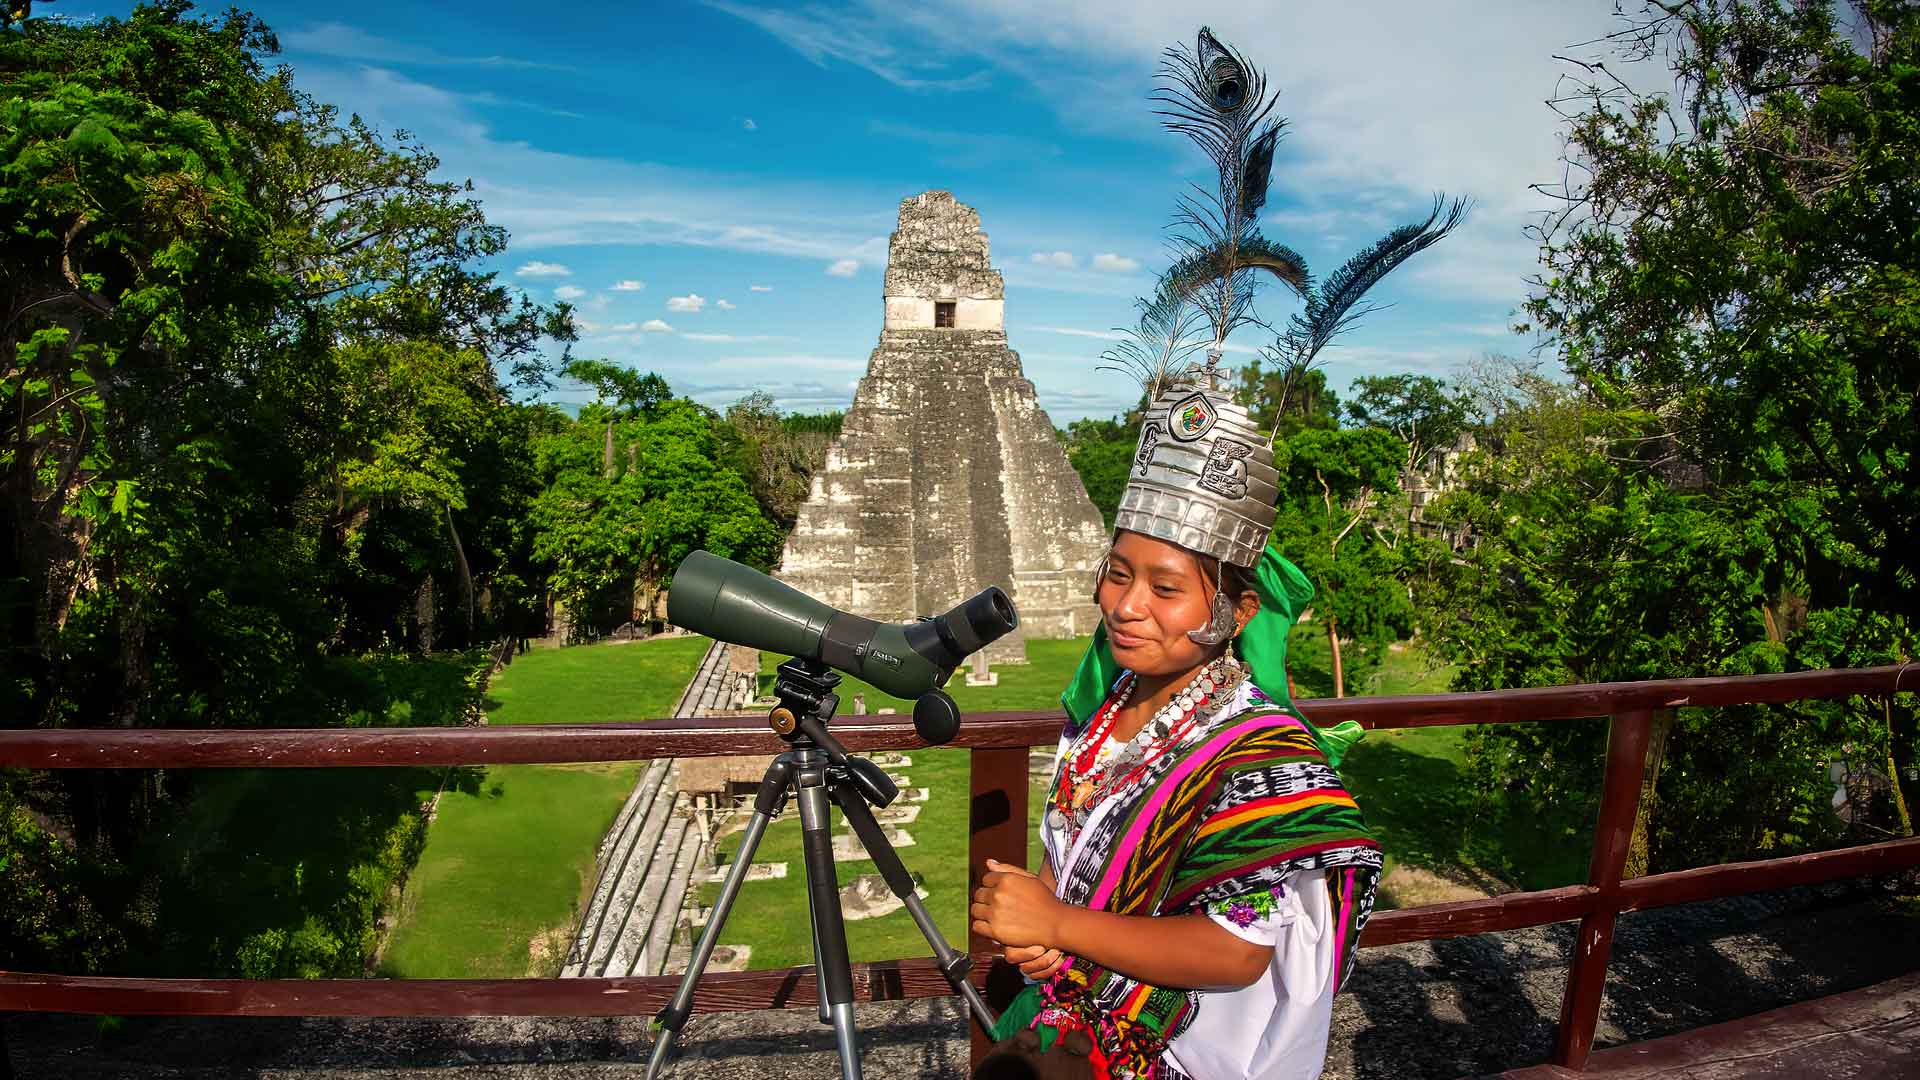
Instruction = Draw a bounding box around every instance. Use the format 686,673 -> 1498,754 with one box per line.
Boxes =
826,259 -> 860,277
704,0 -> 992,91
666,293 -> 708,313
611,279 -> 646,291
750,284 -> 774,292
281,22 -> 571,70
553,284 -> 586,300
1030,250 -> 1077,269
608,322 -> 640,332
515,260 -> 572,277
716,299 -> 737,310
729,3 -> 1630,315
743,117 -> 758,131
1091,252 -> 1140,273
642,319 -> 675,333
1030,325 -> 1125,341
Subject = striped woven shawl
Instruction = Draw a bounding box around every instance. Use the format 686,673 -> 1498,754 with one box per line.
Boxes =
1039,685 -> 1382,1078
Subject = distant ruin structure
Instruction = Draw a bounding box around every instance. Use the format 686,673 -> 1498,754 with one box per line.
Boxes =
777,191 -> 1107,663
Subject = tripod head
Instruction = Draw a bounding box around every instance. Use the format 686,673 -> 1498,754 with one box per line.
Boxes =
767,657 -> 898,808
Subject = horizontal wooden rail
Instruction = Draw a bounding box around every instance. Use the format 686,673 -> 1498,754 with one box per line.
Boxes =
1615,835 -> 1920,913
0,953 -> 999,1017
1360,885 -> 1600,948
1,664 -> 1912,770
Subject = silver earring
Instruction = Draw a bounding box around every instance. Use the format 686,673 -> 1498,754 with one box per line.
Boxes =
1187,561 -> 1238,646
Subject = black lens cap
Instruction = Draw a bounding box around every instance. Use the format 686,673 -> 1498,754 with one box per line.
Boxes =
912,690 -> 962,746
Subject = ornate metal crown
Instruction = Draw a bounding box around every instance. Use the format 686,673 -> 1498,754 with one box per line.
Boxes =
1114,358 -> 1278,569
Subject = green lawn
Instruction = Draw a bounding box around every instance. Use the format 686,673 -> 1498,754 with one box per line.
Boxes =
379,635 -> 713,978
1288,621 -> 1594,901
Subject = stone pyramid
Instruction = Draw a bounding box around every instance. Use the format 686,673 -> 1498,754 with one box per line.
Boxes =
777,191 -> 1107,664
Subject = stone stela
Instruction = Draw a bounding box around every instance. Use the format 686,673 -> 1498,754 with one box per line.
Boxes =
777,190 -> 1107,665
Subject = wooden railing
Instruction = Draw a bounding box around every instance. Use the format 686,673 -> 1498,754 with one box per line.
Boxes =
2,662 -> 1917,1073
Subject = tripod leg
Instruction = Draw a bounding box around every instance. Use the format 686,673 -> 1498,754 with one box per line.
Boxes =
796,777 -> 863,1080
645,757 -> 793,1079
832,786 -> 1001,1037
805,849 -> 830,1025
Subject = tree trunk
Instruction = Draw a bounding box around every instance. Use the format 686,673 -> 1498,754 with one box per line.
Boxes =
1623,708 -> 1677,878
1887,695 -> 1915,839
414,576 -> 435,653
444,505 -> 474,644
1327,615 -> 1346,699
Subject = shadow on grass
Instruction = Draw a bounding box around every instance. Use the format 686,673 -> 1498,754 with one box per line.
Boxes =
1342,737 -> 1593,905
319,650 -> 484,728
139,763 -> 481,978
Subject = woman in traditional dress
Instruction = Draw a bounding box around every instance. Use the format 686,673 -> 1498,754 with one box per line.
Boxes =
969,368 -> 1382,1080
968,23 -> 1465,1076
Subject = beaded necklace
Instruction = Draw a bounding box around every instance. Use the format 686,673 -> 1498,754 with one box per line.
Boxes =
1048,654 -> 1245,834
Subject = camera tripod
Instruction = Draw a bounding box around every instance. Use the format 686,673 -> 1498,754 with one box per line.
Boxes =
646,657 -> 1000,1079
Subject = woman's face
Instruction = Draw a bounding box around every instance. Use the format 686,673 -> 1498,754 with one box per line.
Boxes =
1096,531 -> 1225,678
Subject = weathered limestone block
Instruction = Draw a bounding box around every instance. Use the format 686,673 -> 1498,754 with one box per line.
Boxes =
779,192 -> 1106,664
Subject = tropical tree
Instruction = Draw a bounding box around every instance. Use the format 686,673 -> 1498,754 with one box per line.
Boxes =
1345,373 -> 1471,473
1269,426 -> 1411,697
1512,0 -> 1920,849
530,386 -> 780,639
1424,0 -> 1920,868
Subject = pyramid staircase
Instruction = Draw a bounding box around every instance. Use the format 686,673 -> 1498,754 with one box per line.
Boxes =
561,639 -> 735,978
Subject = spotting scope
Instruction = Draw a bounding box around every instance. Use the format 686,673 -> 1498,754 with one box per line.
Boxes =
666,550 -> 1018,743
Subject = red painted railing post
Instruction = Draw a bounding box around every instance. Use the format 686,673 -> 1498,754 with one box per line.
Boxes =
1552,709 -> 1655,1070
968,747 -> 1029,1070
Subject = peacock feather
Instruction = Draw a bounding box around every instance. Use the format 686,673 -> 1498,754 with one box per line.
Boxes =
1105,26 -> 1469,436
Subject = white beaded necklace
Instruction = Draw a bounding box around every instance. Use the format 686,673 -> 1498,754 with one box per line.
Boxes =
1049,652 -> 1246,833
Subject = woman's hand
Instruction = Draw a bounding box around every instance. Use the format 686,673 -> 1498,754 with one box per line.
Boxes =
971,858 -> 1065,949
1002,943 -> 1067,981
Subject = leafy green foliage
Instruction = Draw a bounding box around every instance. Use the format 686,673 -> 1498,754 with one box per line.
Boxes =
0,3 -> 609,974
1421,0 -> 1920,881
1269,426 -> 1412,696
1230,358 -> 1340,438
1059,417 -> 1134,529
717,391 -> 837,532
1345,373 -> 1472,469
531,394 -> 780,638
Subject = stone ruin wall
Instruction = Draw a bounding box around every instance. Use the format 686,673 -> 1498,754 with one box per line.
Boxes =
778,191 -> 1107,665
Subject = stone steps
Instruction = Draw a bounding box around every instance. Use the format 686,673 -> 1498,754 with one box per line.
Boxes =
566,759 -> 680,977
563,640 -> 734,980
634,813 -> 708,977
594,784 -> 691,978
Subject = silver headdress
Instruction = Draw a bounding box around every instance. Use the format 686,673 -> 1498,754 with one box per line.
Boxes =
1116,352 -> 1277,572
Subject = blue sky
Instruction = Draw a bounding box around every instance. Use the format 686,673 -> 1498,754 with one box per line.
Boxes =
81,1 -> 1642,422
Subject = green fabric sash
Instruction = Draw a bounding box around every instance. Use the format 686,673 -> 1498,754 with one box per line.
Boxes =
1058,546 -> 1365,770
